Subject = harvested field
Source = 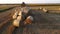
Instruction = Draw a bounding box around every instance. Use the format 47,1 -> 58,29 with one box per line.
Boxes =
0,5 -> 60,34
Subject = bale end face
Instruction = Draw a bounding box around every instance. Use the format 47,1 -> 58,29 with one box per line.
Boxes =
24,16 -> 34,25
12,20 -> 20,27
43,8 -> 48,13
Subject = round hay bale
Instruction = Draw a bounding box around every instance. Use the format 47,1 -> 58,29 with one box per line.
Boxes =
24,16 -> 34,24
12,10 -> 22,27
39,7 -> 42,10
12,11 -> 18,19
12,20 -> 20,27
17,15 -> 22,21
43,8 -> 48,13
21,7 -> 30,14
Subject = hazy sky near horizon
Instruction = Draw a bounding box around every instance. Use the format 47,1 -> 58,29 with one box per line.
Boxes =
0,0 -> 60,4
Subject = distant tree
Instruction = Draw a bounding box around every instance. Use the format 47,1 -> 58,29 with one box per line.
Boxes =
21,2 -> 26,7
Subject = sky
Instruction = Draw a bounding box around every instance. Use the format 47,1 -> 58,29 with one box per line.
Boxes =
0,0 -> 60,4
